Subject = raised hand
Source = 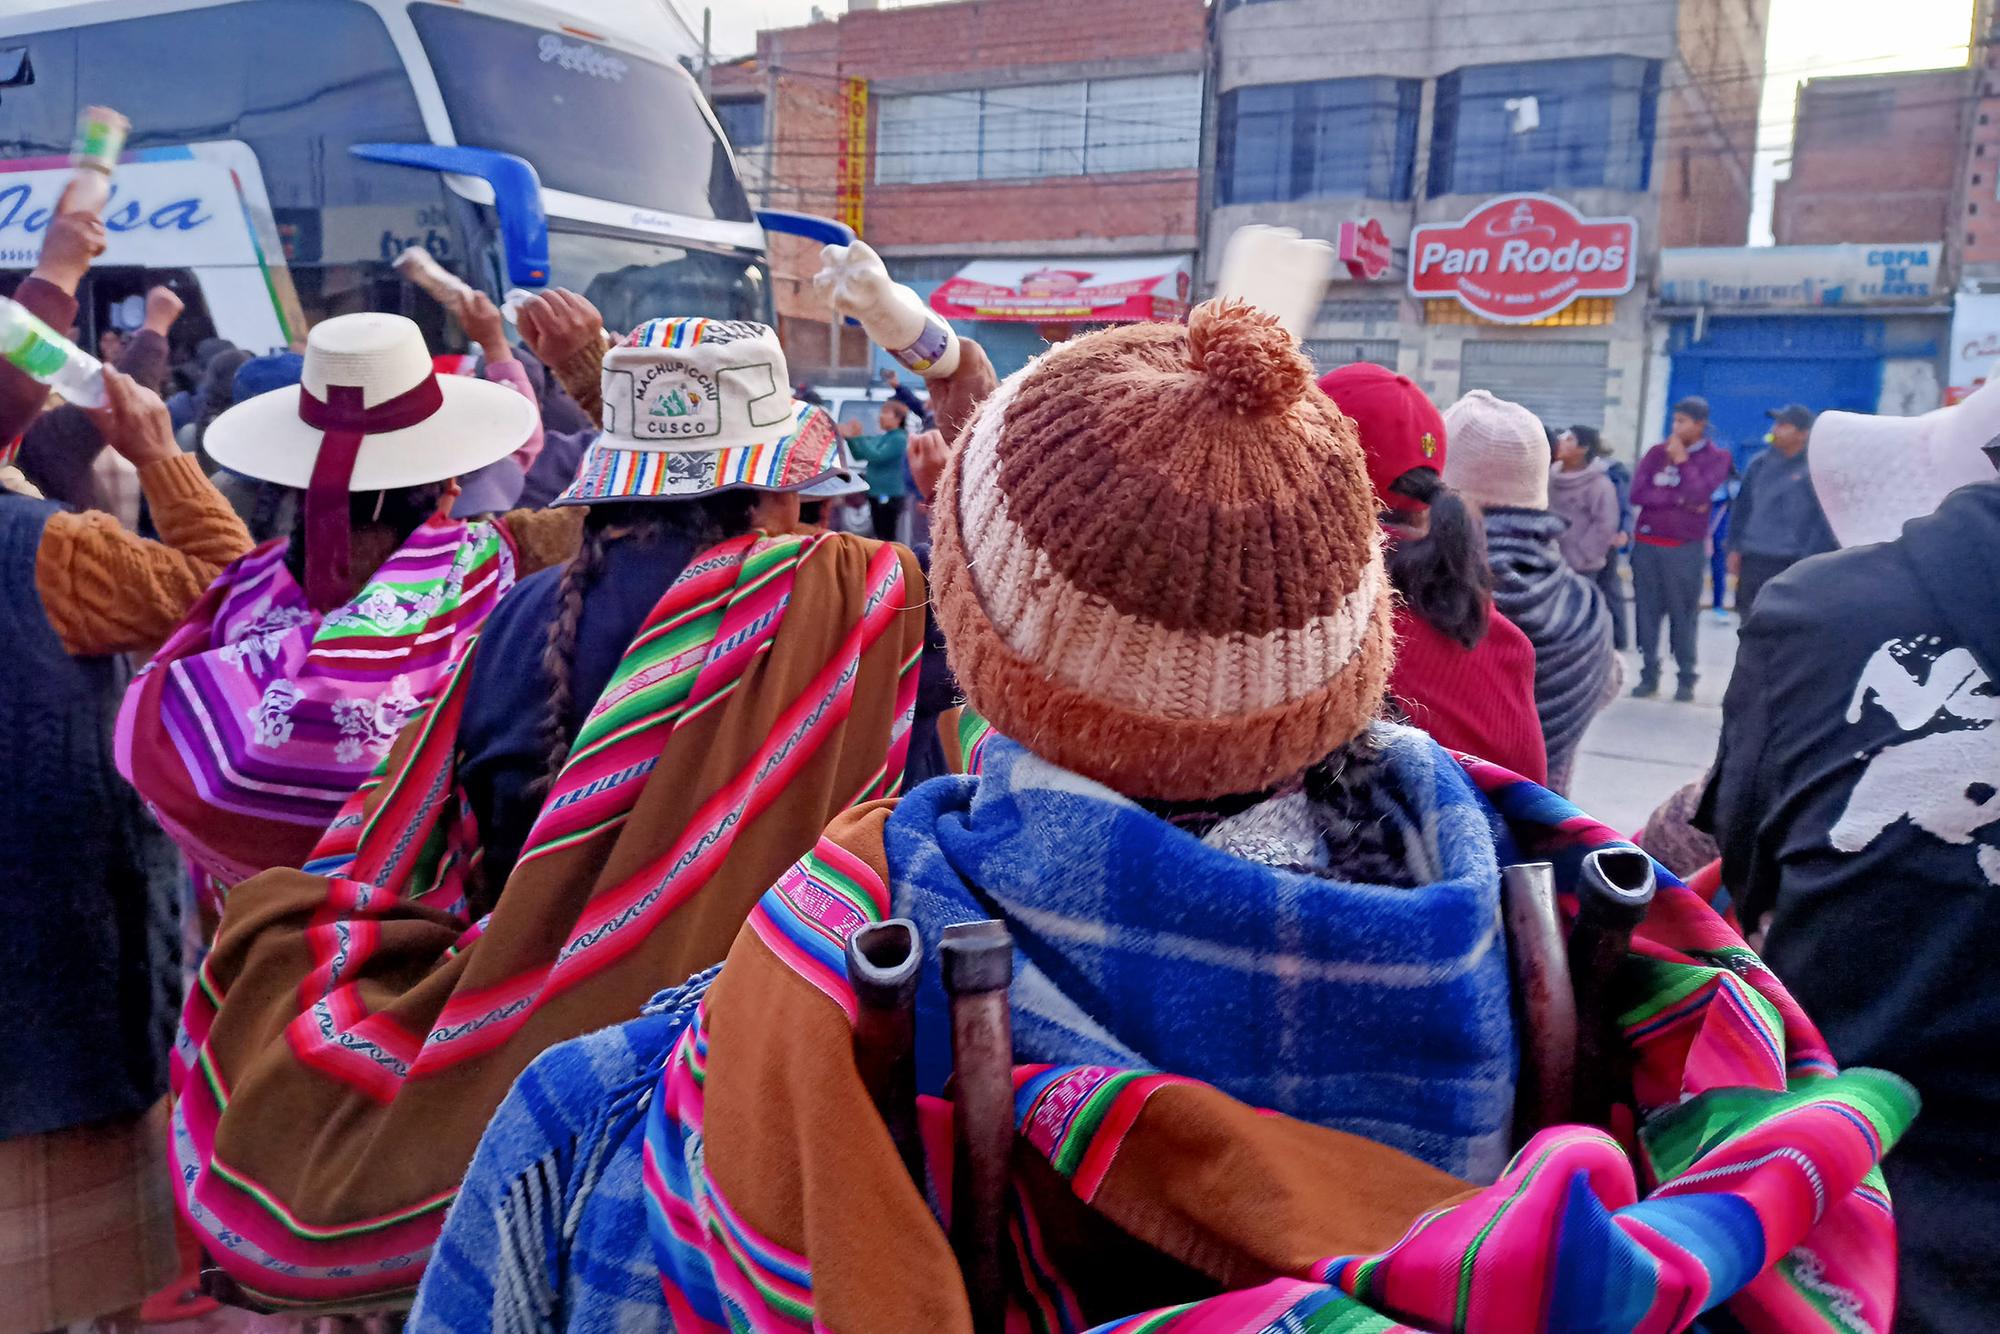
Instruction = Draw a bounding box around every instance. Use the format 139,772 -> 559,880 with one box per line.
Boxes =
451,289 -> 510,365
515,289 -> 605,369
85,368 -> 178,469
907,428 -> 951,505
32,192 -> 109,295
144,285 -> 186,336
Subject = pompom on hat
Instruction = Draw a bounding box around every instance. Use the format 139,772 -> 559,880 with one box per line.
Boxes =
930,299 -> 1395,802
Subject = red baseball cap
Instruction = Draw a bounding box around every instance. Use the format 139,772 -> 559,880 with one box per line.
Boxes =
1317,363 -> 1446,513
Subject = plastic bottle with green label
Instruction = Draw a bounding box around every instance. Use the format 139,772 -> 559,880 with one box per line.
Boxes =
0,297 -> 107,409
64,106 -> 130,218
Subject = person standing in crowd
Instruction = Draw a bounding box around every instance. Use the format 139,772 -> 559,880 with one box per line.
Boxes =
169,315 -> 947,1311
1549,425 -> 1623,583
1596,428 -> 1635,650
845,397 -> 911,539
1319,363 -> 1546,784
0,204 -> 259,1331
1707,462 -> 1741,625
116,311 -> 574,901
415,302 -> 1908,1334
1698,380 -> 2000,1334
1445,391 -> 1616,793
1727,403 -> 1835,615
1630,396 -> 1732,701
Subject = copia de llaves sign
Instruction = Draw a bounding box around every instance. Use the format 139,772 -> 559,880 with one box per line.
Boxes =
1408,194 -> 1636,323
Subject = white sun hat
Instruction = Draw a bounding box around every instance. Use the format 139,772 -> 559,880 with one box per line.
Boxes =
1810,372 -> 2000,549
203,312 -> 536,491
202,311 -> 536,611
553,317 -> 841,506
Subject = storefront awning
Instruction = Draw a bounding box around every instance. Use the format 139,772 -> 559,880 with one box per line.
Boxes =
930,255 -> 1193,324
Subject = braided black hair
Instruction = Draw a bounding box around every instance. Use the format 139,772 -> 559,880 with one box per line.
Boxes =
535,493 -> 758,793
1385,468 -> 1494,651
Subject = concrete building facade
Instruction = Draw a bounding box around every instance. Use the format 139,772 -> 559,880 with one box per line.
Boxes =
1205,0 -> 1768,451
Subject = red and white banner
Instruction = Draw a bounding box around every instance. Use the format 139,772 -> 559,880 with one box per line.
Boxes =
1337,218 -> 1393,282
1408,195 -> 1636,324
930,256 -> 1192,324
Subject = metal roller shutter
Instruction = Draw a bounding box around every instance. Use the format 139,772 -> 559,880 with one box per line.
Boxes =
1303,338 -> 1399,371
1459,340 -> 1611,429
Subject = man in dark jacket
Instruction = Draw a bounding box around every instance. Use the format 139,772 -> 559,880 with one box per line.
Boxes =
1727,403 -> 1836,614
1698,470 -> 2000,1333
1629,396 -> 1734,701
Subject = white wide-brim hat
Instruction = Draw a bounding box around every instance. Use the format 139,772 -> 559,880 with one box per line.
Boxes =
204,312 -> 536,491
553,317 -> 841,506
1811,373 -> 2000,549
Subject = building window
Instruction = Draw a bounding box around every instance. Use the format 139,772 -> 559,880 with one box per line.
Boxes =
1424,297 -> 1617,328
713,97 -> 765,150
1217,77 -> 1420,204
1430,56 -> 1661,196
875,73 -> 1201,186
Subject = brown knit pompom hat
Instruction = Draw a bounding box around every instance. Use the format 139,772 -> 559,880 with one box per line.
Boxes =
930,299 -> 1394,801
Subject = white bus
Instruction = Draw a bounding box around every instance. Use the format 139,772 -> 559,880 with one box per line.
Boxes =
0,0 -> 785,361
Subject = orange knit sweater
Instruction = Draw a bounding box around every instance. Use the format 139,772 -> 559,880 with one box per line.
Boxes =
36,453 -> 254,658
32,454 -> 582,661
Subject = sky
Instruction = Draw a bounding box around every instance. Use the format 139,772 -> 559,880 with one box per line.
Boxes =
694,0 -> 1976,243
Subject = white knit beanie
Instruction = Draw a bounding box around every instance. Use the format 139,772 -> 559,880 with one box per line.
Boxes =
1441,390 -> 1551,512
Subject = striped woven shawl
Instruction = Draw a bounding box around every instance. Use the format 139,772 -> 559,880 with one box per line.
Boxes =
172,530 -> 926,1311
117,517 -> 517,888
633,756 -> 1913,1332
1482,508 -> 1617,791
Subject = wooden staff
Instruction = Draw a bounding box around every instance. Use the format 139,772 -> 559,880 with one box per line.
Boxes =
941,919 -> 1014,1334
1569,847 -> 1658,1127
1501,862 -> 1577,1142
845,918 -> 924,1190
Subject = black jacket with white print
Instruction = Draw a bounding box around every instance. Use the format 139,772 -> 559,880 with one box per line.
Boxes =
1699,477 -> 2000,1334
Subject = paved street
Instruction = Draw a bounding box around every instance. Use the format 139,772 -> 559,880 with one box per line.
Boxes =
1570,603 -> 1744,835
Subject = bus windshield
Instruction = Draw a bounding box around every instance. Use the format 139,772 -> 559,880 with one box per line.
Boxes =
546,229 -> 769,332
409,4 -> 753,224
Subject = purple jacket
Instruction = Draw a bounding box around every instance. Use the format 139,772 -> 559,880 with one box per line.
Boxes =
1630,439 -> 1733,546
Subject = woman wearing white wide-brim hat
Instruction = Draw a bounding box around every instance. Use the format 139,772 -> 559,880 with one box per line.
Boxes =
116,310 -> 579,900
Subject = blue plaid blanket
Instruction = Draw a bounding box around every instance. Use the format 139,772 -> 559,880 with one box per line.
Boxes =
884,723 -> 1518,1182
408,970 -> 715,1334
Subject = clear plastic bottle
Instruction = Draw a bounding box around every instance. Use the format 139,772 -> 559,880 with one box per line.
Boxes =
64,106 -> 129,218
815,239 -> 961,378
0,296 -> 107,408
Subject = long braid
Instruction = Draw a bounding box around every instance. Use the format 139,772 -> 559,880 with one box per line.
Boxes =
535,523 -> 612,795
533,493 -> 759,794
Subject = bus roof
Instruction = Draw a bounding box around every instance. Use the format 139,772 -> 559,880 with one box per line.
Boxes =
0,0 -> 700,66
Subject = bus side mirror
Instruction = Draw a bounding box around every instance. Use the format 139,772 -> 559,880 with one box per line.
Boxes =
351,143 -> 551,291
755,211 -> 855,248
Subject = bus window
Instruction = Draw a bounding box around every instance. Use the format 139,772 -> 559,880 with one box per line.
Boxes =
80,269 -> 217,371
545,229 -> 767,334
408,5 -> 753,225
3,1 -> 440,277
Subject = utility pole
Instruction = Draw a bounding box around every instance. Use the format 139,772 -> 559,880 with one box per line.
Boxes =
698,7 -> 712,96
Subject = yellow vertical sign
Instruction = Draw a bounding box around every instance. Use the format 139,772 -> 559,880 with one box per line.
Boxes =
838,76 -> 868,234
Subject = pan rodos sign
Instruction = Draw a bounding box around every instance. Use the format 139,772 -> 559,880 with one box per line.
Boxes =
1409,194 -> 1637,323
